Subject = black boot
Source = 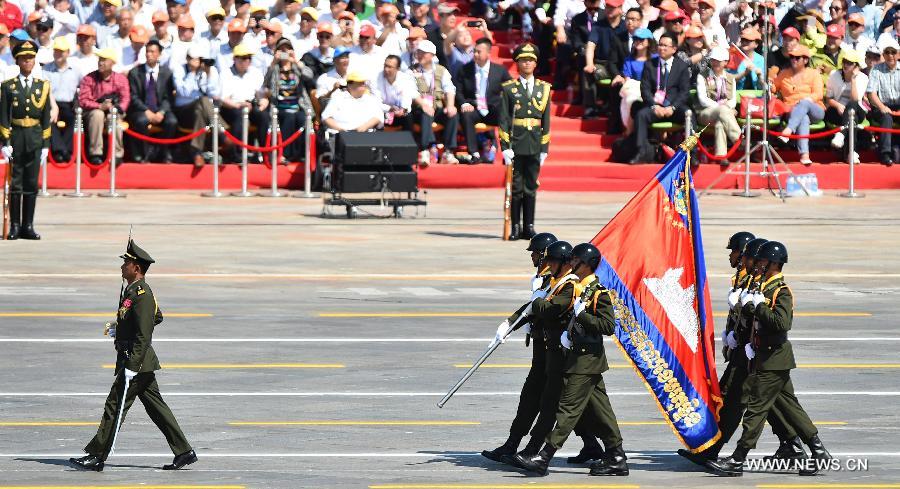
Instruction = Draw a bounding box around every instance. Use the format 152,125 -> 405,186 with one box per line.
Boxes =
19,195 -> 40,240
508,197 -> 522,240
589,444 -> 629,476
799,434 -> 831,476
6,193 -> 20,240
513,445 -> 555,476
521,196 -> 536,239
481,434 -> 522,462
764,436 -> 807,461
163,449 -> 198,470
706,445 -> 748,477
567,436 -> 605,463
677,447 -> 716,468
69,454 -> 104,471
501,436 -> 542,468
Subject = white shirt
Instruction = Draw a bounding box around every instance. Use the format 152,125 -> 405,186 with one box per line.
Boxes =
377,24 -> 409,57
321,90 -> 384,130
349,45 -> 387,82
518,75 -> 535,95
372,70 -> 415,112
221,65 -> 265,103
292,30 -> 319,56
70,51 -> 100,77
274,13 -> 303,37
116,44 -> 147,74
825,69 -> 869,108
553,0 -> 585,28
845,34 -> 876,60
475,62 -> 491,115
316,68 -> 347,96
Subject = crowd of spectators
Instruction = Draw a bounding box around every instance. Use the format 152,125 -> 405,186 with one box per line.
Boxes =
2,0 -> 900,167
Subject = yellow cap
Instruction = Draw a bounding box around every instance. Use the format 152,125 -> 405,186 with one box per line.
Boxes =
250,5 -> 267,14
840,48 -> 863,65
345,71 -> 367,83
95,47 -> 119,62
52,36 -> 71,51
102,0 -> 122,7
300,6 -> 319,20
206,6 -> 226,18
232,43 -> 256,57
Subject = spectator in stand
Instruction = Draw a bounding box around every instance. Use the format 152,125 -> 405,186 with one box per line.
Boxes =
552,0 -> 595,90
47,0 -> 80,37
583,0 -> 627,120
598,7 -> 642,129
655,9 -> 685,44
844,13 -> 874,59
405,0 -> 434,30
73,0 -> 101,25
150,12 -> 174,64
400,26 -> 425,70
254,20 -> 281,74
350,24 -> 386,81
71,24 -> 99,76
129,0 -> 154,28
78,48 -> 131,164
696,0 -> 726,47
246,6 -> 269,48
697,46 -> 740,160
444,21 -> 478,77
719,0 -> 754,45
173,45 -> 221,167
334,10 -> 356,47
292,7 -> 319,54
117,25 -> 149,74
201,7 -> 228,60
274,0 -> 303,38
91,0 -> 120,44
866,37 -> 900,165
427,3 -> 458,66
165,0 -> 187,26
302,22 -> 335,79
217,18 -> 248,71
168,16 -> 196,69
729,27 -> 765,90
220,43 -> 268,162
876,11 -> 900,51
771,27 -> 802,72
828,0 -> 849,30
631,32 -> 690,163
410,39 -> 459,165
375,3 -> 408,56
45,37 -> 82,164
864,44 -> 881,74
825,48 -> 868,160
30,14 -> 54,67
677,25 -> 710,81
320,70 -> 383,151
264,36 -> 315,162
0,0 -> 23,32
454,37 -> 511,163
372,54 -> 416,131
319,0 -> 349,27
772,45 -> 825,166
316,46 -> 349,107
812,24 -> 846,79
608,27 -> 654,136
126,39 -> 176,162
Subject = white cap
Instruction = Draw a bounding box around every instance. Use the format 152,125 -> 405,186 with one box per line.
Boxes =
709,46 -> 730,62
187,44 -> 207,59
416,39 -> 436,55
878,36 -> 900,52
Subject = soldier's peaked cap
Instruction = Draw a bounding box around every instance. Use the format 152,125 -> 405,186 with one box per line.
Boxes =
513,43 -> 538,61
120,239 -> 155,264
13,40 -> 38,58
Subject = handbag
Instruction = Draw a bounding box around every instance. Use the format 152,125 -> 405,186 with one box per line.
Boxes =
740,96 -> 787,119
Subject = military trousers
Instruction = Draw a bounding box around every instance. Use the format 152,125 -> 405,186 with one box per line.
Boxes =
9,148 -> 39,195
509,336 -> 546,437
707,362 -> 796,457
546,372 -> 623,451
84,371 -> 192,460
512,153 -> 540,199
737,370 -> 818,450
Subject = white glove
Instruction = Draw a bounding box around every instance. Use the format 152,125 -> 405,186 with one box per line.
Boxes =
573,299 -> 586,317
494,319 -> 510,344
40,148 -> 48,165
539,152 -> 547,166
751,291 -> 766,308
720,328 -> 728,347
531,289 -> 548,301
740,288 -> 753,306
728,288 -> 741,308
522,323 -> 531,335
726,331 -> 738,349
104,321 -> 116,338
502,149 -> 514,165
531,275 -> 544,292
124,368 -> 138,380
744,343 -> 756,360
107,327 -> 116,338
1,146 -> 12,159
560,331 -> 573,349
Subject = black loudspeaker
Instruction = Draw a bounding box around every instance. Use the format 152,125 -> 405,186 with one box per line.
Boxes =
334,131 -> 419,193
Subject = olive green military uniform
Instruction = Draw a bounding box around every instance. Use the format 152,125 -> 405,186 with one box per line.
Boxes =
507,271 -> 550,438
84,247 -> 192,460
546,276 -> 623,451
0,40 -> 52,239
737,273 -> 818,450
498,43 -> 551,235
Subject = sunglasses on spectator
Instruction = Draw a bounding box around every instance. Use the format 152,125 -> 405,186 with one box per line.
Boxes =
658,42 -> 674,48
209,15 -> 224,21
317,33 -> 332,39
740,38 -> 755,43
626,15 -> 641,21
830,5 -> 843,10
265,30 -> 279,35
789,55 -> 808,60
849,21 -> 863,27
37,25 -> 50,32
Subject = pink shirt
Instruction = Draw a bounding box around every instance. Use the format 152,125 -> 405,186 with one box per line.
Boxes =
78,70 -> 131,112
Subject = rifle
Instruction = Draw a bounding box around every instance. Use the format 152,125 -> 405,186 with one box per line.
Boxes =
502,163 -> 513,240
1,156 -> 9,240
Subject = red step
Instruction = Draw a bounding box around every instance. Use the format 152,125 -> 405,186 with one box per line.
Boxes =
550,117 -> 607,131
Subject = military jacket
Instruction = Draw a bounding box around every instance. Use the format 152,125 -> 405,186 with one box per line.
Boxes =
533,273 -> 578,373
751,273 -> 796,371
565,275 -> 616,375
114,278 -> 163,373
724,270 -> 754,364
498,77 -> 551,156
0,77 -> 51,152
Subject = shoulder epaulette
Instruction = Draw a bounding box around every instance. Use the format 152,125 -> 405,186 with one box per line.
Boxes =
501,79 -> 517,87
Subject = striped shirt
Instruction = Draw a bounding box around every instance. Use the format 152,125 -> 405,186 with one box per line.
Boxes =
866,62 -> 900,106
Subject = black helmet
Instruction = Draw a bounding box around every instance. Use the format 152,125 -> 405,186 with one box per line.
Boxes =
545,241 -> 573,262
527,232 -> 558,252
756,241 -> 788,264
571,243 -> 601,270
743,238 -> 768,259
727,231 -> 755,251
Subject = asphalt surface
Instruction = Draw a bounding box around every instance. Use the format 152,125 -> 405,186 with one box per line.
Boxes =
0,189 -> 898,489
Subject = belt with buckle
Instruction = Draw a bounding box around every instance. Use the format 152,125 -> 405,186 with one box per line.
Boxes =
11,117 -> 40,127
513,118 -> 542,130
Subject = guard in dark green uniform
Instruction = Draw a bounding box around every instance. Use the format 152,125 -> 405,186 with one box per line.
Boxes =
516,243 -> 628,477
70,240 -> 196,472
499,43 -> 551,241
0,40 -> 51,240
708,241 -> 830,476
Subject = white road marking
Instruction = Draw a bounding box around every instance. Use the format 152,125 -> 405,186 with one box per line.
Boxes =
346,288 -> 389,296
0,337 -> 898,343
1,451 -> 899,458
0,287 -> 88,296
1,391 -> 898,397
399,287 -> 447,296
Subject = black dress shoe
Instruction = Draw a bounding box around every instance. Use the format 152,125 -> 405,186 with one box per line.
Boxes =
629,149 -> 652,164
89,155 -> 103,165
567,445 -> 605,464
132,154 -> 145,163
764,436 -> 807,461
6,223 -> 19,240
677,448 -> 715,467
706,456 -> 744,476
162,449 -> 197,470
893,146 -> 900,166
799,435 -> 831,476
508,224 -> 521,241
481,436 -> 520,463
582,107 -> 601,120
521,224 -> 536,240
19,225 -> 40,240
69,454 -> 104,471
881,152 -> 895,166
589,446 -> 629,476
513,448 -> 553,476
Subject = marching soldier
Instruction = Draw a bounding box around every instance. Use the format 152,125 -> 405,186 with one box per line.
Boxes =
0,40 -> 51,240
499,42 -> 551,241
516,243 -> 628,477
70,240 -> 197,472
708,241 -> 831,476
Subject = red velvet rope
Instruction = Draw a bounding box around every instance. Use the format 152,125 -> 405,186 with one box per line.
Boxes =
222,128 -> 303,152
763,126 -> 843,140
864,126 -> 900,134
47,132 -> 77,169
124,127 -> 209,144
697,136 -> 745,161
80,132 -> 113,170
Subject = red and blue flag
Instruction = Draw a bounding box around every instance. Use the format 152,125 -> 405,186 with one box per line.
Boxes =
591,143 -> 722,452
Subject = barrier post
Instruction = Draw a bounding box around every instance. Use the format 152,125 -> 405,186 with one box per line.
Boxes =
98,106 -> 124,198
231,106 -> 255,197
684,109 -> 692,140
294,111 -> 316,198
203,106 -> 223,197
262,106 -> 283,197
839,108 -> 864,199
64,107 -> 90,197
38,149 -> 57,197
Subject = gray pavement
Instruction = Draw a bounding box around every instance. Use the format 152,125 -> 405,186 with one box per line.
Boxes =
0,189 -> 899,488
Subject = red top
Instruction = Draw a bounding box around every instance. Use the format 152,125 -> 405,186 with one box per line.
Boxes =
0,2 -> 22,32
77,70 -> 131,112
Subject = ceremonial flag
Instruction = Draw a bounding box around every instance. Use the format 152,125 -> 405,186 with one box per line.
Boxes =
591,138 -> 722,452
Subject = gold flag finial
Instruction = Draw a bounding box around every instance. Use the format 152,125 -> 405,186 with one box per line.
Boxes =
680,124 -> 710,152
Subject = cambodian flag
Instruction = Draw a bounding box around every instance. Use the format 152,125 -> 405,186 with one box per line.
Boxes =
590,141 -> 722,452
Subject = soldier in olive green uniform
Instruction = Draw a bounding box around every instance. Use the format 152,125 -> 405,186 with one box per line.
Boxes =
499,43 -> 551,241
70,240 -> 196,472
708,241 -> 830,477
516,243 -> 627,477
0,41 -> 51,240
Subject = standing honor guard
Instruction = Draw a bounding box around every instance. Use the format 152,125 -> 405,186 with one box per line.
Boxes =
0,40 -> 51,240
70,240 -> 197,472
499,42 -> 551,241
